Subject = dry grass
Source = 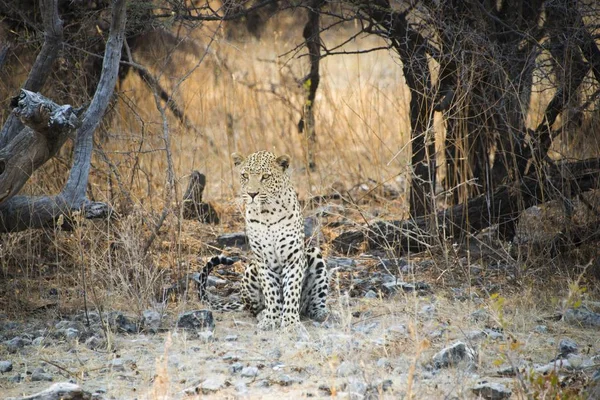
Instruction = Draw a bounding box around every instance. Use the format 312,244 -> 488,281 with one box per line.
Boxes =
1,15 -> 600,400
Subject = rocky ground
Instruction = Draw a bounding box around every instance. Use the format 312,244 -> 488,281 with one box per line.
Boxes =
2,254 -> 600,399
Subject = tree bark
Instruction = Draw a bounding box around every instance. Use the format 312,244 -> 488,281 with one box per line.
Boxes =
361,1 -> 436,218
0,0 -> 127,233
298,0 -> 323,172
0,0 -> 63,148
0,90 -> 83,205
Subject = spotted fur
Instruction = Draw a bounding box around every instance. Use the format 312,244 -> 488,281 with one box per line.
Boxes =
198,151 -> 328,330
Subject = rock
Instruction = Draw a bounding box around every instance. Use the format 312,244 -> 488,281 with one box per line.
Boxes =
346,378 -> 368,399
470,309 -> 488,322
326,257 -> 356,271
6,382 -> 92,400
420,304 -> 436,316
385,325 -> 407,341
255,379 -> 270,388
224,335 -> 238,342
471,382 -> 512,400
337,361 -> 359,377
141,310 -> 161,333
216,232 -> 248,248
177,310 -> 215,331
4,336 -> 31,353
84,336 -> 104,350
275,374 -> 302,386
31,367 -> 53,382
375,258 -> 409,272
352,322 -> 378,334
240,366 -> 259,378
432,341 -> 476,369
62,328 -> 80,340
466,328 -> 503,341
533,325 -> 548,334
376,358 -> 391,369
9,374 -> 23,383
109,312 -> 137,334
558,338 -> 578,357
234,381 -> 248,393
331,231 -> 365,255
370,379 -> 393,392
198,331 -> 214,342
108,359 -> 126,372
484,329 -> 504,340
32,337 -> 45,346
201,376 -> 226,393
0,360 -> 13,373
563,307 -> 600,328
230,362 -> 244,374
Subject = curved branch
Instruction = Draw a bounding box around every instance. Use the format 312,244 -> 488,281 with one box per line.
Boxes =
61,0 -> 127,205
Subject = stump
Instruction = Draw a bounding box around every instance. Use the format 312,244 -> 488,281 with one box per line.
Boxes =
182,171 -> 220,224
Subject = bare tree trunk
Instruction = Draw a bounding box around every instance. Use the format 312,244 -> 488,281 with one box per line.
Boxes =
0,0 -> 127,232
361,1 -> 436,218
298,0 -> 323,172
0,0 -> 63,148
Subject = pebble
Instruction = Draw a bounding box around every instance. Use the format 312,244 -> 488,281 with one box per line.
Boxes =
177,310 -> 215,331
534,325 -> 548,334
201,376 -> 226,393
255,379 -> 270,387
240,366 -> 259,378
432,341 -> 476,369
230,362 -> 244,374
224,334 -> 238,342
364,290 -> 378,299
470,309 -> 488,322
385,324 -> 407,340
0,360 -> 13,373
198,331 -> 214,342
4,336 -> 30,353
31,367 -> 53,382
337,361 -> 359,377
558,338 -> 578,357
141,309 -> 161,333
471,381 -> 512,400
346,378 -> 367,399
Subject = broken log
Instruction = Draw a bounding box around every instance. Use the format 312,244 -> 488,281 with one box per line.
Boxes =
0,90 -> 84,204
181,171 -> 219,224
336,158 -> 600,253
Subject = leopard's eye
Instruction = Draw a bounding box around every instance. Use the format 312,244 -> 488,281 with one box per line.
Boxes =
241,173 -> 249,180
261,173 -> 271,181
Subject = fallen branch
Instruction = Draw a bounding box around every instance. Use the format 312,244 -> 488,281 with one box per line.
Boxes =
336,158 -> 600,253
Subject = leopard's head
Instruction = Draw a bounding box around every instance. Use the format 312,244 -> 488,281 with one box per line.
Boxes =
232,150 -> 291,205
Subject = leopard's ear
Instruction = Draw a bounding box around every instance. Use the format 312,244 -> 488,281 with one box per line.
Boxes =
232,153 -> 245,167
276,154 -> 290,171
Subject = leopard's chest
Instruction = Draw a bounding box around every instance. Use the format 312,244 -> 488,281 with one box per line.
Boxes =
245,198 -> 303,267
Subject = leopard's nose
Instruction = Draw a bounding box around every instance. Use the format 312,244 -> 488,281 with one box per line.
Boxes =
248,192 -> 259,199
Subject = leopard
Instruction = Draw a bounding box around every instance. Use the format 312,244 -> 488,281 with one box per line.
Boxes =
197,150 -> 328,330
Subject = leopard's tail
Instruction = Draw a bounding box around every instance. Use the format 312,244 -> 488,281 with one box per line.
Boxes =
197,255 -> 245,312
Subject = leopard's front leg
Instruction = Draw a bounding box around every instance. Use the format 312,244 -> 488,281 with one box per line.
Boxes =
281,251 -> 305,329
257,263 -> 282,330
